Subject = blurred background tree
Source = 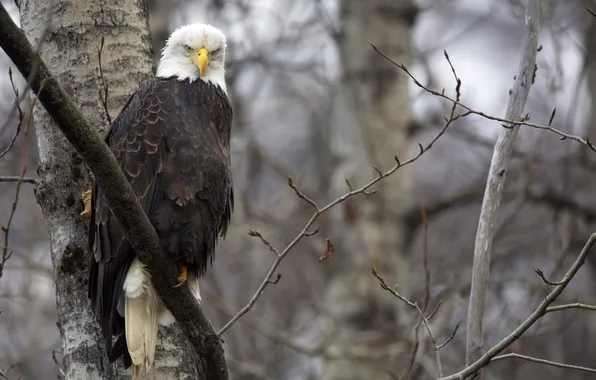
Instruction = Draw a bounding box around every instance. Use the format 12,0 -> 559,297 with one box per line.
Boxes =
1,0 -> 596,379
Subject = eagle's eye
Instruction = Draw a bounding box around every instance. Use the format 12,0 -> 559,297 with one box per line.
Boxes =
185,45 -> 193,52
212,48 -> 221,55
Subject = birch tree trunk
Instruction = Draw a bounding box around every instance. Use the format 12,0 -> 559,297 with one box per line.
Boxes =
18,0 -> 197,378
324,1 -> 416,379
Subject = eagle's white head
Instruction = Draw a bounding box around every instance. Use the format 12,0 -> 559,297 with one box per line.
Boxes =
156,23 -> 227,92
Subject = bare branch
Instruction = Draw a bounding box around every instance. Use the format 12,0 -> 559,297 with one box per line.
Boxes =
372,267 -> 415,307
97,36 -> 112,125
421,205 -> 431,311
0,68 -> 24,159
437,322 -> 460,350
545,302 -> 596,313
465,1 -> 540,376
248,229 -> 280,256
288,175 -> 319,210
427,300 -> 444,321
0,176 -> 37,184
490,353 -> 596,375
372,267 -> 445,378
440,232 -> 596,380
534,267 -> 565,286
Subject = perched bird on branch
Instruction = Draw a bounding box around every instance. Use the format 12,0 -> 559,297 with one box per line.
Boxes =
84,23 -> 234,378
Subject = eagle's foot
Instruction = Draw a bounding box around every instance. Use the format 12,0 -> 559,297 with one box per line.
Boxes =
80,189 -> 92,220
172,264 -> 188,288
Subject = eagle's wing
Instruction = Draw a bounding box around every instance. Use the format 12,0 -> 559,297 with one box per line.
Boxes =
87,79 -> 174,364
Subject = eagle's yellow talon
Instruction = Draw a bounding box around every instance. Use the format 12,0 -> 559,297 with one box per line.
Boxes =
172,264 -> 188,288
177,265 -> 188,282
80,189 -> 92,220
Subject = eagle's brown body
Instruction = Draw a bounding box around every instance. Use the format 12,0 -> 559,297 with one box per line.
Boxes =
88,76 -> 233,367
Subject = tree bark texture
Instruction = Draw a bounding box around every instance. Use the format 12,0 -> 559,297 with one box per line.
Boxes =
18,0 -> 198,378
324,1 -> 416,379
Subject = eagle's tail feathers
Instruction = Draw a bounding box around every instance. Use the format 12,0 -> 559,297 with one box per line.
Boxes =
124,259 -> 158,379
144,283 -> 159,372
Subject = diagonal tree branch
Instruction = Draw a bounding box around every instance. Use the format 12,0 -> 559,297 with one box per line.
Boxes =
440,232 -> 596,380
0,4 -> 228,379
465,1 -> 540,377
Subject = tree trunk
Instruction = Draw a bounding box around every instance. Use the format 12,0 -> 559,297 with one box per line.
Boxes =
18,0 -> 198,378
324,1 -> 416,379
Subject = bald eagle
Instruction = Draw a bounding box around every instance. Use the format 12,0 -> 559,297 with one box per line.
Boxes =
86,23 -> 233,378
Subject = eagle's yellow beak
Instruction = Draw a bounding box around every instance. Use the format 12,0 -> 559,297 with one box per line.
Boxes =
193,47 -> 209,77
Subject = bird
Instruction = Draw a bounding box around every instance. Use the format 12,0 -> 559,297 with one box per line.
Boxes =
83,23 -> 234,378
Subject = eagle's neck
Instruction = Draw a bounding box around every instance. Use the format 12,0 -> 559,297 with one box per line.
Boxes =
199,68 -> 227,93
156,58 -> 227,94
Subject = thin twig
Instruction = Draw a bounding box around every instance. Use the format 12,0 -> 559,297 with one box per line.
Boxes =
534,267 -> 565,285
464,1 -> 540,377
402,204 -> 433,380
421,205 -> 431,310
372,267 -> 415,307
97,36 -> 111,125
288,176 -> 318,210
427,300 -> 444,321
545,302 -> 596,313
248,229 -> 280,256
437,322 -> 460,350
0,176 -> 37,184
0,68 -> 24,159
490,353 -> 596,374
52,349 -> 65,379
372,268 -> 444,378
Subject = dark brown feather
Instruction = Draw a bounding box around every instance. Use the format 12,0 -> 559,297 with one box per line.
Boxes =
88,77 -> 233,367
